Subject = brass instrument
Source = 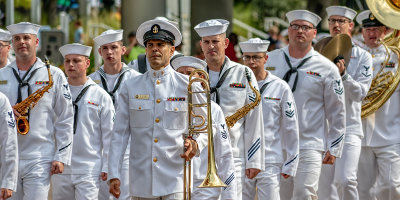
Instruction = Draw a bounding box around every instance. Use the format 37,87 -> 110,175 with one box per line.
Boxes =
314,33 -> 353,66
185,69 -> 226,200
225,69 -> 261,129
361,0 -> 400,118
13,57 -> 53,135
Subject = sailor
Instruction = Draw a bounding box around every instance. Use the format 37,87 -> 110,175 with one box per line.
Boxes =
171,55 -> 237,200
0,22 -> 74,200
356,10 -> 400,200
0,29 -> 11,68
240,38 -> 300,200
50,43 -> 114,200
194,19 -> 265,199
0,93 -> 18,200
318,6 -> 373,200
265,10 -> 346,199
108,19 -> 207,200
89,29 -> 140,200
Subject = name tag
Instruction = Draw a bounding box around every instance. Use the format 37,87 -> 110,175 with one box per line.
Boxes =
94,80 -> 101,84
0,80 -> 7,85
135,94 -> 150,100
265,67 -> 276,71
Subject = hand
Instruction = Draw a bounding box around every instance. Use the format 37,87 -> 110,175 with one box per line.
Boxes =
180,138 -> 198,161
245,168 -> 261,179
101,172 -> 108,181
323,151 -> 336,165
12,108 -> 21,118
109,178 -> 121,198
335,59 -> 346,75
0,188 -> 12,200
51,161 -> 64,175
281,173 -> 290,179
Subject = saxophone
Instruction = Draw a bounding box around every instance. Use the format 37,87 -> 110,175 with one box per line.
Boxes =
12,58 -> 53,135
225,68 -> 261,129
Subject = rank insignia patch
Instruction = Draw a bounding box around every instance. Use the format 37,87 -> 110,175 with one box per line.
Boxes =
264,97 -> 280,100
230,83 -> 246,88
362,65 -> 372,77
334,79 -> 344,95
265,67 -> 276,71
167,97 -> 185,101
220,124 -> 228,139
63,93 -> 71,100
0,80 -> 7,85
35,81 -> 49,85
94,80 -> 101,84
88,101 -> 99,106
7,111 -> 15,128
135,94 -> 150,100
285,102 -> 295,118
248,92 -> 256,102
306,71 -> 321,77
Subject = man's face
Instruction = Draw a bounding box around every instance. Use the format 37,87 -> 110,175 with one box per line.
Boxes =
12,33 -> 38,58
177,66 -> 197,76
362,26 -> 387,48
328,15 -> 354,36
64,54 -> 90,79
288,20 -> 317,48
98,41 -> 126,64
200,34 -> 228,64
243,52 -> 268,71
145,39 -> 174,70
0,41 -> 10,65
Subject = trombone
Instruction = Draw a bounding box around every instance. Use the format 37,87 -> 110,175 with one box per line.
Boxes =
184,69 -> 227,200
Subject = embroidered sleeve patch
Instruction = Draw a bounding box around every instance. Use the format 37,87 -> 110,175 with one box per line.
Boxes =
7,110 -> 15,128
248,92 -> 256,102
248,138 -> 261,160
333,79 -> 344,95
285,101 -> 295,118
220,124 -> 228,139
306,71 -> 321,77
229,83 -> 246,88
362,65 -> 372,77
167,97 -> 185,101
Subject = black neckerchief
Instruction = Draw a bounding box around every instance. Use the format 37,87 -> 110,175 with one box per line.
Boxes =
72,84 -> 93,134
98,67 -> 130,104
12,59 -> 39,104
282,53 -> 312,92
207,59 -> 235,105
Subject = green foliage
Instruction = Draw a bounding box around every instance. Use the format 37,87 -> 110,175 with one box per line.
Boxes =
15,0 -> 31,10
252,0 -> 307,20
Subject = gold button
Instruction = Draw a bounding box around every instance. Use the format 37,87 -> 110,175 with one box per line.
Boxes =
154,138 -> 158,143
138,106 -> 142,110
153,157 -> 158,162
174,107 -> 178,111
156,99 -> 161,103
155,118 -> 160,123
156,80 -> 161,84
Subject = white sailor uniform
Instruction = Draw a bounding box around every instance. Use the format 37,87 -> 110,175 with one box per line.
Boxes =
243,72 -> 300,200
0,58 -> 74,200
265,46 -> 346,200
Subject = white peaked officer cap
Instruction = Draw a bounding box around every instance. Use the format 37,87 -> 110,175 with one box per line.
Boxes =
356,10 -> 371,25
136,19 -> 182,47
326,6 -> 357,20
239,38 -> 270,53
286,10 -> 322,27
171,56 -> 207,71
7,22 -> 41,35
154,16 -> 179,29
0,29 -> 12,41
194,19 -> 230,37
93,29 -> 123,46
59,43 -> 92,57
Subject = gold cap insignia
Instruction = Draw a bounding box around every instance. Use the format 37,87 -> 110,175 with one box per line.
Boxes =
152,24 -> 160,34
370,13 -> 375,20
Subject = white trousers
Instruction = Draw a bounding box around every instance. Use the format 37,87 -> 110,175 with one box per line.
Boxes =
318,135 -> 361,200
280,149 -> 323,200
131,192 -> 183,200
358,144 -> 400,200
99,157 -> 130,200
242,163 -> 281,200
10,159 -> 52,200
51,173 -> 100,200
